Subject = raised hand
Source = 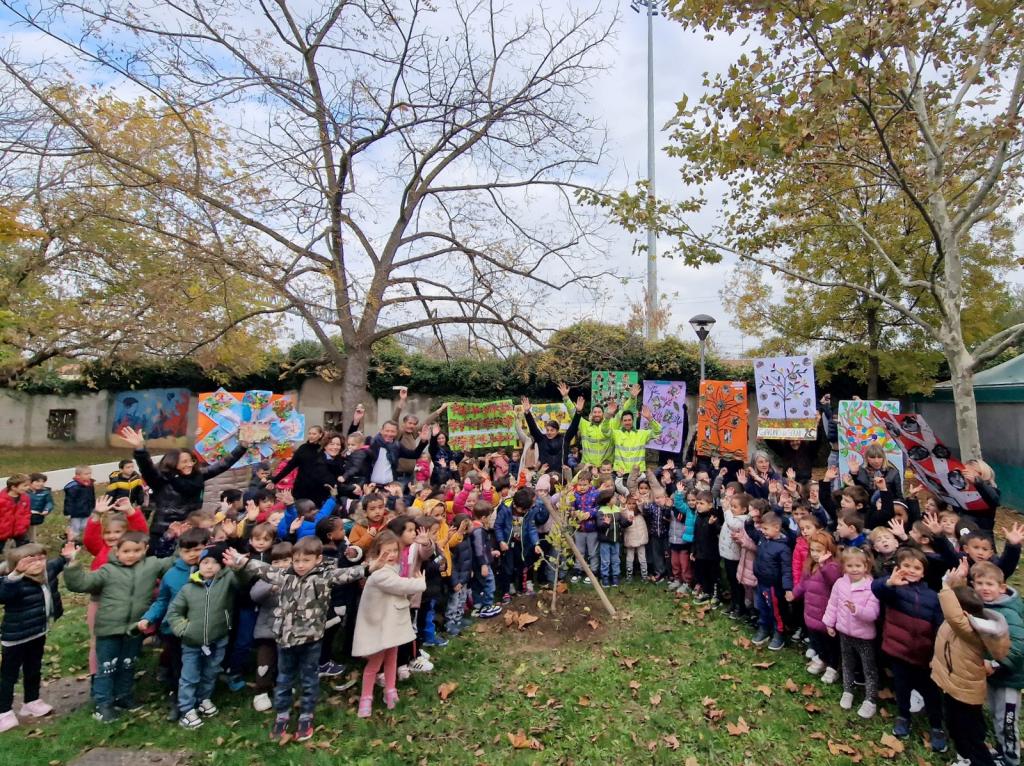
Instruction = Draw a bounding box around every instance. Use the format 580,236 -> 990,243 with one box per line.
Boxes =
629,383 -> 641,399
1003,522 -> 1024,547
432,423 -> 441,436
847,454 -> 861,475
768,479 -> 780,495
557,382 -> 570,399
521,396 -> 531,412
735,468 -> 748,485
398,387 -> 408,402
576,395 -> 585,411
419,424 -> 430,440
605,399 -> 618,416
289,517 -> 304,534
119,426 -> 145,449
887,517 -> 907,540
710,456 -> 720,469
93,496 -> 113,515
824,464 -> 839,482
785,467 -> 796,480
921,511 -> 942,535
873,475 -> 887,493
245,499 -> 260,521
277,489 -> 293,506
640,404 -> 653,421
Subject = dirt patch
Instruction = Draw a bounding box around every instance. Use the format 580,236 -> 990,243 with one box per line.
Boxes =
26,674 -> 91,722
69,748 -> 189,766
470,589 -> 615,651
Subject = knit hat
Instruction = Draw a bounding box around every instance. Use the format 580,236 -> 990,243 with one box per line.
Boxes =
199,542 -> 230,566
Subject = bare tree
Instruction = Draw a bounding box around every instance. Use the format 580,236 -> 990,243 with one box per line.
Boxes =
2,0 -> 615,411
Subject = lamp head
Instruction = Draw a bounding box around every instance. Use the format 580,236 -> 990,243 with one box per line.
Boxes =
689,313 -> 716,342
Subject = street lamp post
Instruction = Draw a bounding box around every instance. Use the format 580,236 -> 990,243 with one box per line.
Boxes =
689,314 -> 716,381
630,0 -> 666,341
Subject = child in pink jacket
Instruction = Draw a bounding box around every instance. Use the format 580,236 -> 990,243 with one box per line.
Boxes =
823,546 -> 881,719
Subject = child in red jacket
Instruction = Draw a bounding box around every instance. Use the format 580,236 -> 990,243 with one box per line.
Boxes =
0,474 -> 31,552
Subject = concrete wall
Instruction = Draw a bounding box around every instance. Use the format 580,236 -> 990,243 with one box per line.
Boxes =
0,390 -> 111,447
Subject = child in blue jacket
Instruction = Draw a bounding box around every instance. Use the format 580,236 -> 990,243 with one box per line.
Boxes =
494,488 -> 548,600
668,485 -> 696,593
278,496 -> 337,542
744,511 -> 794,651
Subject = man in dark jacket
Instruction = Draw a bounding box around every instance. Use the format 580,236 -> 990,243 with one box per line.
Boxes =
365,421 -> 429,487
521,396 -> 582,477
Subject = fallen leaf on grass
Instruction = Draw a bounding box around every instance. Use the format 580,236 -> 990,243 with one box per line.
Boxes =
645,740 -> 658,752
507,730 -> 544,751
752,661 -> 775,669
784,678 -> 799,693
629,680 -> 641,692
621,657 -> 640,670
556,581 -> 568,593
523,683 -> 539,699
804,703 -> 823,714
878,687 -> 895,700
726,717 -> 750,736
755,685 -> 772,697
734,636 -> 752,649
685,758 -> 699,766
808,732 -> 826,740
577,695 -> 591,707
662,734 -> 680,750
718,674 -> 739,682
877,733 -> 905,756
827,740 -> 862,762
650,693 -> 662,707
516,612 -> 539,630
701,696 -> 717,708
437,682 -> 458,701
279,732 -> 293,746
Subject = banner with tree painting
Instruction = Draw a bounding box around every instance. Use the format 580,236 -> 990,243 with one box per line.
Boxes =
590,370 -> 638,407
753,356 -> 817,439
447,400 -> 517,452
640,380 -> 687,453
695,381 -> 748,461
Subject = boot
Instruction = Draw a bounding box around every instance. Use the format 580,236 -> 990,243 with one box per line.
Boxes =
166,692 -> 179,723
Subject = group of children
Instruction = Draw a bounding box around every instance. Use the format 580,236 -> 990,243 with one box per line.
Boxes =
0,417 -> 1018,765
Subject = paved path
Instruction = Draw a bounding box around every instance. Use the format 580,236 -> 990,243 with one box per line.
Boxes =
0,459 -> 162,488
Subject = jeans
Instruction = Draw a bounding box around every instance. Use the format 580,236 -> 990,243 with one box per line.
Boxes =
226,606 -> 257,675
179,638 -> 228,713
445,586 -> 469,630
0,635 -> 45,712
754,584 -> 784,634
598,541 -> 620,584
472,569 -> 495,608
989,685 -> 1020,766
574,531 -> 599,576
418,598 -> 437,642
94,634 -> 143,707
275,641 -> 321,716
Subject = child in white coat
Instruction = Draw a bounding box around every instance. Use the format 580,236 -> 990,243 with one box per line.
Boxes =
353,531 -> 426,718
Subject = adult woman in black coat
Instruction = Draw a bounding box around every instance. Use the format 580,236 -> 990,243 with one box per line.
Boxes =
272,425 -> 325,501
119,426 -> 247,553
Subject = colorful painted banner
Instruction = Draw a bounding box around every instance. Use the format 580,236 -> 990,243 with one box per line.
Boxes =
640,380 -> 687,453
695,381 -> 749,461
518,402 -> 571,433
753,356 -> 818,439
447,400 -> 517,452
838,400 -> 903,476
591,370 -> 638,408
870,407 -> 987,512
195,388 -> 305,468
110,389 -> 190,448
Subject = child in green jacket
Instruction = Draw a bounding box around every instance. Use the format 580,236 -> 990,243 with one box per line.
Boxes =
166,542 -> 245,729
64,531 -> 174,722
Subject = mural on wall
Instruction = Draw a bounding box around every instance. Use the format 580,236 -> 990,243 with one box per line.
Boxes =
196,389 -> 305,467
695,380 -> 748,461
110,389 -> 191,448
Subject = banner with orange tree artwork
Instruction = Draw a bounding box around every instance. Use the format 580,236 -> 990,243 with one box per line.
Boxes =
695,380 -> 748,461
446,400 -> 517,452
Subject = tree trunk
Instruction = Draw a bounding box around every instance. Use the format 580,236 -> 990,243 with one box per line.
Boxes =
340,343 -> 371,425
865,305 -> 880,400
946,346 -> 983,461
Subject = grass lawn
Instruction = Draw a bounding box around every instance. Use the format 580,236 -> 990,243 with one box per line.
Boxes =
0,447 -> 129,476
8,519 -> 947,766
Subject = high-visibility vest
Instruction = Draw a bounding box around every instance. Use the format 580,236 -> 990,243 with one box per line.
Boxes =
611,422 -> 661,474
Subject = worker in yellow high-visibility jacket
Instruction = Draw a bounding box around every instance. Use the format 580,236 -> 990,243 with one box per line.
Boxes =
561,382 -> 637,470
610,404 -> 661,476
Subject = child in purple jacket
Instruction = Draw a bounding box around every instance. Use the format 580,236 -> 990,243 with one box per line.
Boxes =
789,531 -> 841,684
824,546 -> 882,720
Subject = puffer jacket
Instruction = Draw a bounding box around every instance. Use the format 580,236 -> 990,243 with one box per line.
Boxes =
0,558 -> 66,643
623,511 -> 648,548
140,555 -> 194,634
135,445 -> 246,542
494,501 -> 548,551
62,479 -> 96,520
745,519 -> 793,590
669,493 -> 695,546
596,508 -> 632,545
241,557 -> 366,647
985,588 -> 1024,689
64,552 -> 174,637
28,488 -> 54,526
691,512 -> 722,561
0,489 -> 30,541
791,537 -> 809,588
166,568 -> 243,647
718,510 -> 746,561
643,501 -> 671,540
792,560 -> 842,633
872,577 -> 943,666
250,578 -> 279,641
449,536 -> 473,588
573,488 -> 601,533
822,574 -> 880,640
931,586 -> 1010,705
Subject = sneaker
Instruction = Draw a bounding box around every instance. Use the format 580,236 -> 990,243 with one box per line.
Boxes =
423,636 -> 449,648
892,717 -> 911,739
949,756 -> 972,766
384,688 -> 399,710
839,692 -> 854,710
820,667 -> 839,684
601,579 -> 611,587
752,627 -> 771,646
332,677 -> 357,692
583,577 -> 592,585
0,710 -> 18,733
253,693 -> 273,712
909,689 -> 924,713
445,624 -> 461,637
930,728 -> 948,753
318,661 -> 346,677
610,580 -> 619,587
710,596 -> 720,607
768,633 -> 786,651
295,714 -> 314,742
418,649 -> 431,661
791,627 -> 805,642
570,576 -> 580,584
501,593 -> 512,604
223,673 -> 246,692
678,583 -> 693,595
197,699 -> 218,717
179,709 -> 203,729
397,665 -> 411,681
667,580 -> 680,591
357,696 -> 372,718
19,699 -> 53,718
93,705 -> 120,724
524,582 -> 535,595
270,714 -> 290,740
857,700 -> 877,719
408,656 -> 434,673
694,593 -> 711,604
480,605 -> 503,619
165,693 -> 179,723
806,658 -> 826,675
726,607 -> 741,620
114,698 -> 143,712
804,648 -> 818,660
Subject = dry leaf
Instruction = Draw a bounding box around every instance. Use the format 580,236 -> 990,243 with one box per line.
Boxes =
503,609 -> 518,627
621,657 -> 640,670
701,696 -> 717,707
756,685 -> 772,697
577,695 -> 591,707
734,636 -> 752,649
650,693 -> 662,707
827,740 -> 861,762
555,581 -> 568,593
629,680 -> 641,691
517,612 -> 539,630
804,703 -> 823,714
784,678 -> 799,693
706,707 -> 726,722
685,758 -> 700,766
523,683 -> 539,699
587,619 -> 601,630
878,687 -> 895,700
507,730 -> 544,751
662,734 -> 680,750
808,732 -> 826,740
752,661 -> 775,669
646,740 -> 658,752
726,717 -> 750,736
437,681 -> 458,701
879,733 -> 905,754
279,732 -> 293,746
